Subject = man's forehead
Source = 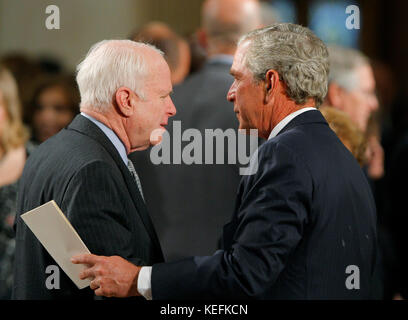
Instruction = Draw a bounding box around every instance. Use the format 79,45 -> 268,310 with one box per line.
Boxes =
355,64 -> 376,89
231,40 -> 251,69
144,64 -> 172,94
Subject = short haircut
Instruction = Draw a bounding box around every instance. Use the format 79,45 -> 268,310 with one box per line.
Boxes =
76,40 -> 163,111
240,23 -> 329,107
327,45 -> 369,91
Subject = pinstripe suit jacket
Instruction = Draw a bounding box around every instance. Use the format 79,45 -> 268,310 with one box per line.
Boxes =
152,110 -> 378,299
12,114 -> 163,299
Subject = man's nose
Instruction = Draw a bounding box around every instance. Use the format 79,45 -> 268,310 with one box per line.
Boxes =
371,95 -> 379,112
168,97 -> 177,116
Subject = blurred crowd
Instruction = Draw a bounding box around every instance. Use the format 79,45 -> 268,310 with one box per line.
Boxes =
1,0 -> 407,300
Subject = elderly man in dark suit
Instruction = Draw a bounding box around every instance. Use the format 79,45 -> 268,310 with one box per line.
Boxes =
74,24 -> 378,299
12,40 -> 176,299
130,0 -> 262,261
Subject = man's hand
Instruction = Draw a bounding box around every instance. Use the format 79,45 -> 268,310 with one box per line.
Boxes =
71,253 -> 141,298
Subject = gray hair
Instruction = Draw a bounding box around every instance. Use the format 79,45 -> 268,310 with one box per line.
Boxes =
327,45 -> 369,92
239,23 -> 329,107
76,39 -> 163,112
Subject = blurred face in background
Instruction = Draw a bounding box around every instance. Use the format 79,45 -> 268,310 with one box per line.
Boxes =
335,64 -> 379,132
33,85 -> 76,142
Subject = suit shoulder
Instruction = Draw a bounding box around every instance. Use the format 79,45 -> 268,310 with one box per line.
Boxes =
255,137 -> 312,175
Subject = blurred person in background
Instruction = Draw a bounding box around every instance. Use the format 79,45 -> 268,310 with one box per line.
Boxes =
1,54 -> 63,127
324,46 -> 378,132
1,54 -> 45,125
130,0 -> 263,261
365,115 -> 385,180
323,46 -> 401,299
259,1 -> 281,27
319,106 -> 366,166
131,21 -> 191,85
27,75 -> 79,144
323,45 -> 381,181
0,65 -> 32,299
186,32 -> 207,75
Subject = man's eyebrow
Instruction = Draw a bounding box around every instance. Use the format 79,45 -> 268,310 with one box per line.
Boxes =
161,90 -> 173,97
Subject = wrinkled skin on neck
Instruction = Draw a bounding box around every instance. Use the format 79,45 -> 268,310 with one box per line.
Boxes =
258,80 -> 315,139
80,107 -> 134,154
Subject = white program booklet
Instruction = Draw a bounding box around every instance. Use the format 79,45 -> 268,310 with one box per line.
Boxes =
21,200 -> 91,289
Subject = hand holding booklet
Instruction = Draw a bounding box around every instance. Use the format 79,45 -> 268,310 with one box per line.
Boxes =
21,200 -> 91,289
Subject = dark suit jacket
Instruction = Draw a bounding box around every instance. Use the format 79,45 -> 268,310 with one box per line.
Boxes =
12,115 -> 163,299
151,110 -> 378,299
130,58 -> 243,260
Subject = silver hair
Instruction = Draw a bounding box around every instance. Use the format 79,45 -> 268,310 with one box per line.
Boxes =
239,23 -> 329,107
76,39 -> 163,112
327,45 -> 369,92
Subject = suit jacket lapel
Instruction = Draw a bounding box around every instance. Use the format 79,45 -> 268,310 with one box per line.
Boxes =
67,115 -> 163,253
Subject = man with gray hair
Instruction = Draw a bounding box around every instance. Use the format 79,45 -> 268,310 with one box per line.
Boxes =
324,46 -> 383,182
13,40 -> 176,299
74,24 -> 377,299
324,45 -> 378,133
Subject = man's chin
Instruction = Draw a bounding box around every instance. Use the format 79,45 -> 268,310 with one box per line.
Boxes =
238,125 -> 259,137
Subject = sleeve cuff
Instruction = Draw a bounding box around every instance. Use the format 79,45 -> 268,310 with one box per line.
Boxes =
137,266 -> 152,300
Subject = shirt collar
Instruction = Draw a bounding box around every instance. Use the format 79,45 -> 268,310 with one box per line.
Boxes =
268,107 -> 317,140
81,112 -> 128,165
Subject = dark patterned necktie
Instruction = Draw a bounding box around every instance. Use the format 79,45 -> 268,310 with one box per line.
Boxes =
127,159 -> 145,201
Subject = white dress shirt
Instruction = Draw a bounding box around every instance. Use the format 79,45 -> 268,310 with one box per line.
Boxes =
137,107 -> 317,300
267,107 -> 316,140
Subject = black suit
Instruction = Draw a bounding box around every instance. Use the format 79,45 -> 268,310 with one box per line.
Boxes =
151,110 -> 378,299
12,115 -> 163,299
130,58 -> 243,260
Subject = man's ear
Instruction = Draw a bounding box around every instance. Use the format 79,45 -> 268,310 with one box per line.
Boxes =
115,87 -> 138,117
264,69 -> 279,104
326,83 -> 344,110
